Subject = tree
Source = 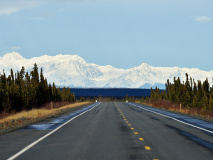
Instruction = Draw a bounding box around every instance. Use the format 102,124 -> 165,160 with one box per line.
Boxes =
185,90 -> 191,108
193,81 -> 197,96
0,64 -> 76,114
209,95 -> 213,111
203,78 -> 209,97
192,95 -> 198,107
201,94 -> 208,110
31,63 -> 39,84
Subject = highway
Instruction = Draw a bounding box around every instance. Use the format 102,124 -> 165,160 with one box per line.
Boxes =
0,102 -> 213,160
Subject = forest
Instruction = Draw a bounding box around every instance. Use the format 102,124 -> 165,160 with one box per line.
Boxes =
151,73 -> 213,113
0,64 -> 75,113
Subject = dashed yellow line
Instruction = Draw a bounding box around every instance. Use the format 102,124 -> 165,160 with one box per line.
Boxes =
145,146 -> 151,150
115,102 -> 158,159
115,103 -> 126,119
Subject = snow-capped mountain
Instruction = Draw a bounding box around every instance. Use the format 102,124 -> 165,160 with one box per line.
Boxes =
1,52 -> 213,89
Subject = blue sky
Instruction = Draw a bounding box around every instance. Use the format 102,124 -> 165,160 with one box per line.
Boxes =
0,0 -> 213,70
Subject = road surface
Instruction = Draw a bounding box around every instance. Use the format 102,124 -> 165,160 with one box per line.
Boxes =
0,102 -> 213,160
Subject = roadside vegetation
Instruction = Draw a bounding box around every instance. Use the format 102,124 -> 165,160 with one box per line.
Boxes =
0,63 -> 75,115
139,73 -> 213,119
0,102 -> 91,135
0,64 -> 89,135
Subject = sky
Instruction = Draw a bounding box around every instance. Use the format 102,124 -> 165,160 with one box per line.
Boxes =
0,0 -> 213,71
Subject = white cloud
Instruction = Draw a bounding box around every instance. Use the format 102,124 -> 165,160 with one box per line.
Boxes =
0,0 -> 40,16
195,16 -> 212,22
11,46 -> 21,50
0,8 -> 20,16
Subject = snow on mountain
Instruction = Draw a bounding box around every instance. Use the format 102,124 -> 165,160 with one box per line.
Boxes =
1,52 -> 213,89
105,63 -> 213,88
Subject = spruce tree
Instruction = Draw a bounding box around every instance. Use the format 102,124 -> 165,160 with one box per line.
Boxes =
209,95 -> 213,111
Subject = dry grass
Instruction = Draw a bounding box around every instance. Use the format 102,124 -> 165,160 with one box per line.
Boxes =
135,101 -> 141,104
0,102 -> 91,135
0,102 -> 73,120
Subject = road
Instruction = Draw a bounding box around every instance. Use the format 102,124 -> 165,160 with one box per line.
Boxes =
0,102 -> 213,160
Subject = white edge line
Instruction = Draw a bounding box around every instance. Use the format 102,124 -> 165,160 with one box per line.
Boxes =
128,102 -> 213,134
8,102 -> 101,160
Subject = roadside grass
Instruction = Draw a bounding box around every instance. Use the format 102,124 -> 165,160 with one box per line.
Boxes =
135,100 -> 213,122
0,102 -> 91,135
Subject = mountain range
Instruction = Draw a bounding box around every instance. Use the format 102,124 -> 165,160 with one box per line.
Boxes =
1,52 -> 213,89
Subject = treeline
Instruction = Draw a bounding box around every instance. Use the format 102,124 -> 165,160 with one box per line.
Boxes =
0,64 -> 75,113
151,73 -> 213,111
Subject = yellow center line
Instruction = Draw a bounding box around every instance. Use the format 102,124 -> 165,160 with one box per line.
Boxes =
114,103 -> 125,117
115,103 -> 156,158
115,103 -> 136,131
145,146 -> 151,150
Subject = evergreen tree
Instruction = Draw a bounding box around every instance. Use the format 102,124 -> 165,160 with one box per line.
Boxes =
201,94 -> 208,110
209,95 -> 213,111
150,73 -> 213,115
193,95 -> 198,107
31,63 -> 39,84
202,78 -> 209,97
0,64 -> 76,113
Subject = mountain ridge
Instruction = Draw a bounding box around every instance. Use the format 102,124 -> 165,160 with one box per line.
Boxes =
1,52 -> 213,89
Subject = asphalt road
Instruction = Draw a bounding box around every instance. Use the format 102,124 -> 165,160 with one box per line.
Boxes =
0,102 -> 213,160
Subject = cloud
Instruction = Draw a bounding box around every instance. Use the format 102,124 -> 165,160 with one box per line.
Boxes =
11,46 -> 21,50
0,0 -> 39,16
0,8 -> 20,16
195,16 -> 212,22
